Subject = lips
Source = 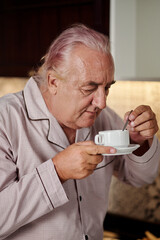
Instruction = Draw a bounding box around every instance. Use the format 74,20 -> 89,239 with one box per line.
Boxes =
86,111 -> 96,115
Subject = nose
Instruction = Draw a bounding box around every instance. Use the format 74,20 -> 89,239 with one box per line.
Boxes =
92,88 -> 107,110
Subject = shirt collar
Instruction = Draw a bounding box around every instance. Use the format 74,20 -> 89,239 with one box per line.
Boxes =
23,77 -> 91,146
23,77 -> 49,120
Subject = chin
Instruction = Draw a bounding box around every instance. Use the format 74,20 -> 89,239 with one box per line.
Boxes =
75,113 -> 98,128
79,119 -> 96,128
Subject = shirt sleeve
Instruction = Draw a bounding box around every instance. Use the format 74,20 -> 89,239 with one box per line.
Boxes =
114,136 -> 160,187
36,159 -> 68,208
0,134 -> 68,239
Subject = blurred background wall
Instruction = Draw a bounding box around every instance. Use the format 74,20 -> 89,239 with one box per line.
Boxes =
110,0 -> 160,81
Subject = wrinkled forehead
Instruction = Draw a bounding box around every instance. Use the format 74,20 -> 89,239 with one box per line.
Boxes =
69,45 -> 114,79
71,46 -> 114,71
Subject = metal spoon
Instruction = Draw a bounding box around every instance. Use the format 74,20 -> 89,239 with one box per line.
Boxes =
122,110 -> 133,131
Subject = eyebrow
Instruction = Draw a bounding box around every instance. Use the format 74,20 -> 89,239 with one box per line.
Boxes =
106,80 -> 116,88
86,80 -> 116,87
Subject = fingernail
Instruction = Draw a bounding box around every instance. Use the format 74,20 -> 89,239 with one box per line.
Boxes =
130,114 -> 135,120
110,148 -> 116,154
130,121 -> 135,126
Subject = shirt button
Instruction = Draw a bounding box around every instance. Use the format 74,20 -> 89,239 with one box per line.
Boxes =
79,196 -> 82,201
85,235 -> 88,240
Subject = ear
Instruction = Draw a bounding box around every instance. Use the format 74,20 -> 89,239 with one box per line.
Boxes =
47,72 -> 59,95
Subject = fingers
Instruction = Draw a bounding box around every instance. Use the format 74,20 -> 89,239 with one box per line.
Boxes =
131,119 -> 158,137
75,141 -> 116,173
53,141 -> 116,182
128,105 -> 155,126
90,144 -> 116,155
76,140 -> 95,146
125,105 -> 159,142
77,141 -> 116,155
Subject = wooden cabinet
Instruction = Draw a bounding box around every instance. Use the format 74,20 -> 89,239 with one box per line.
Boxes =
0,0 -> 110,77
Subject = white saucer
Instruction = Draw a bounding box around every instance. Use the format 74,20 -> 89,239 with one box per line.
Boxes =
102,144 -> 140,156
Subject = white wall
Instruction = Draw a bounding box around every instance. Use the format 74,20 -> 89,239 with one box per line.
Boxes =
110,0 -> 160,80
136,0 -> 160,78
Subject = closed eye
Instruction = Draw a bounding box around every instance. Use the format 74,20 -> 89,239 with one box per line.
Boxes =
81,87 -> 97,95
81,80 -> 116,96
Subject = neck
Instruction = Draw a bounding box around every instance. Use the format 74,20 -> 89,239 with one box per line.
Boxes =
62,126 -> 76,144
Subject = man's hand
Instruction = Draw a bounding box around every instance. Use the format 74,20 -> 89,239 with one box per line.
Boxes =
52,141 -> 116,182
124,105 -> 159,153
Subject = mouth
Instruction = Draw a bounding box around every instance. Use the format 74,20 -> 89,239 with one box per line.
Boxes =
86,110 -> 97,114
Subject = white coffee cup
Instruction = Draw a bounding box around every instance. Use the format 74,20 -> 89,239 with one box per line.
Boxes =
95,130 -> 130,147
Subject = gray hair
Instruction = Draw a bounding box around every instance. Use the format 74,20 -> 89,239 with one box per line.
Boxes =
33,24 -> 112,87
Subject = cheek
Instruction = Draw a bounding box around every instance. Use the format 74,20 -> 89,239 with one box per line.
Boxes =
84,94 -> 93,103
80,96 -> 93,109
69,99 -> 91,118
58,90 -> 75,105
73,93 -> 93,109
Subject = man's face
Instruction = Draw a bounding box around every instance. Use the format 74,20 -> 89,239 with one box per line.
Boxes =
49,45 -> 115,130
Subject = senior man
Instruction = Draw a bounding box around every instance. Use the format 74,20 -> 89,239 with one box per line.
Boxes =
0,24 -> 160,240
